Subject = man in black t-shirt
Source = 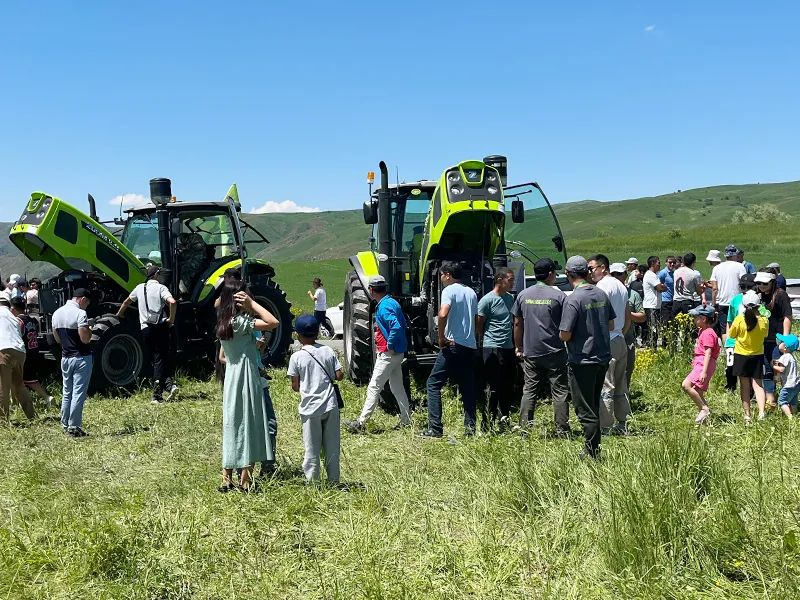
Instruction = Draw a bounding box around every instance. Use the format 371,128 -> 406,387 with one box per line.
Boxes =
559,256 -> 615,458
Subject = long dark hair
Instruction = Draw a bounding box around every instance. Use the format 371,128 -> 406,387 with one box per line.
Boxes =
759,267 -> 785,311
744,306 -> 758,332
215,268 -> 249,341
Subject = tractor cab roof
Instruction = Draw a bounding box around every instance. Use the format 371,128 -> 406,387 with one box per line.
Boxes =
126,200 -> 233,215
372,181 -> 438,200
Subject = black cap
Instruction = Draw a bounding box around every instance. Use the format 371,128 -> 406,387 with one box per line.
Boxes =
739,273 -> 756,289
146,264 -> 160,278
534,258 -> 556,279
73,287 -> 90,298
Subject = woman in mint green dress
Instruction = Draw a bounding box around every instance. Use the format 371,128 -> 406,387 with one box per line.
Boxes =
216,271 -> 279,492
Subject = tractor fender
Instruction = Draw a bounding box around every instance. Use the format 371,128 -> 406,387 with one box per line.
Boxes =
348,251 -> 379,295
195,258 -> 276,303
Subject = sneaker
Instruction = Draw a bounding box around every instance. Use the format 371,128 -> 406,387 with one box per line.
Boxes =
151,397 -> 164,405
46,396 -> 54,409
758,412 -> 766,421
393,421 -> 412,430
344,419 -> 365,434
67,427 -> 89,438
744,415 -> 752,426
418,428 -> 443,439
695,407 -> 710,424
164,383 -> 179,402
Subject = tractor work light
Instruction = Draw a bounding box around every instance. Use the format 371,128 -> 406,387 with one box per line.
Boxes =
367,171 -> 375,184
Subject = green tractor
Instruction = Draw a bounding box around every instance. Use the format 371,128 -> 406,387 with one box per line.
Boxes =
9,178 -> 294,392
343,156 -> 568,402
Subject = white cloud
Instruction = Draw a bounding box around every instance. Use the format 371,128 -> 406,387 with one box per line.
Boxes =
109,193 -> 151,207
644,25 -> 656,32
250,200 -> 320,214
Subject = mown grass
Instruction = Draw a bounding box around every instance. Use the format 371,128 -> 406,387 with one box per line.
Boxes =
1,346 -> 800,599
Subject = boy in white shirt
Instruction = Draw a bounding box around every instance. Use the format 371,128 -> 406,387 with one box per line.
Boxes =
772,333 -> 799,419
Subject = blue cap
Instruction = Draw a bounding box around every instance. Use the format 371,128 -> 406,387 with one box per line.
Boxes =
776,333 -> 799,352
294,314 -> 319,337
688,305 -> 716,318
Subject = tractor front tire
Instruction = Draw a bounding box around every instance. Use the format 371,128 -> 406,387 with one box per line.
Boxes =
250,279 -> 293,366
343,271 -> 372,384
90,314 -> 148,393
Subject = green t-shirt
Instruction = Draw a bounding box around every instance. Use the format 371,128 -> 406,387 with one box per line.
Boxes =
625,288 -> 643,345
477,291 -> 514,349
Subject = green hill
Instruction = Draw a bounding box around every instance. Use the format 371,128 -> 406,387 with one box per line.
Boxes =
2,180 -> 798,308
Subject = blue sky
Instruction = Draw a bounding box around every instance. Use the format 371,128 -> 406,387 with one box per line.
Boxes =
1,1 -> 798,221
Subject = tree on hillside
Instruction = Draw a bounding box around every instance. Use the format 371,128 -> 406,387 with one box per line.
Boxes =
731,203 -> 790,224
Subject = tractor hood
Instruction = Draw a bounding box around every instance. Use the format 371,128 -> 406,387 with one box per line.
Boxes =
10,192 -> 146,292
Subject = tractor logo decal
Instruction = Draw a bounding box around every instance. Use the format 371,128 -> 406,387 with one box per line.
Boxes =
81,221 -> 122,253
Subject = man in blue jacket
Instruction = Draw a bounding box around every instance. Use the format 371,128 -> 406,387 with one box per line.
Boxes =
346,275 -> 412,432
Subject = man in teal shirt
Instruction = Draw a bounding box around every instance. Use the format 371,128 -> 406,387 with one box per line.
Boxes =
476,267 -> 516,430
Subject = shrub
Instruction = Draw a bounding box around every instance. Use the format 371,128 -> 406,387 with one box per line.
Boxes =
731,203 -> 790,225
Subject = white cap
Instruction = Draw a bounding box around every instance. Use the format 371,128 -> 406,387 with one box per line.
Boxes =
766,262 -> 780,269
8,274 -> 20,286
610,262 -> 627,274
705,250 -> 721,263
742,290 -> 761,307
625,257 -> 638,265
754,271 -> 776,284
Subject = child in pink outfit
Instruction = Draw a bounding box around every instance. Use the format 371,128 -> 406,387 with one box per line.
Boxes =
682,305 -> 721,424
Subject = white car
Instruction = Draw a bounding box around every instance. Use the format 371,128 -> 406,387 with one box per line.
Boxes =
785,278 -> 800,320
318,303 -> 344,339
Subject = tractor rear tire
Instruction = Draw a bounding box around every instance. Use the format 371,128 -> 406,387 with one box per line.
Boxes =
90,314 -> 148,393
343,270 -> 372,384
249,279 -> 294,366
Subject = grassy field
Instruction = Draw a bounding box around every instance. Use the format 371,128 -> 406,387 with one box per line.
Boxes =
2,347 -> 800,599
272,258 -> 350,314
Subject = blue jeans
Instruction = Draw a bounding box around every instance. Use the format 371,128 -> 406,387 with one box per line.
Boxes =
778,385 -> 799,407
426,344 -> 477,434
60,355 -> 92,430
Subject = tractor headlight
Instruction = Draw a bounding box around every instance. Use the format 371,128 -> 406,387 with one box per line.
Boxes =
487,186 -> 498,195
447,172 -> 460,183
450,185 -> 464,196
486,173 -> 497,184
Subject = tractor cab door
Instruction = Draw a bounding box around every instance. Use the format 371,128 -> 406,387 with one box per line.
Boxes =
394,190 -> 431,296
502,183 -> 568,292
174,211 -> 239,299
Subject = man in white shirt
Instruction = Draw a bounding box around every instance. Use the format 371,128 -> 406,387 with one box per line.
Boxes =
117,265 -> 177,403
625,257 -> 639,285
307,278 -> 328,331
710,244 -> 747,331
642,256 -> 666,347
0,297 -> 36,421
589,254 -> 632,434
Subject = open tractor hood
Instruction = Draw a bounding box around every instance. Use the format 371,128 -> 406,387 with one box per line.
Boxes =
9,192 -> 146,292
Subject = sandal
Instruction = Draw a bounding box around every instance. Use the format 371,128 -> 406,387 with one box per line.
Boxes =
217,482 -> 236,493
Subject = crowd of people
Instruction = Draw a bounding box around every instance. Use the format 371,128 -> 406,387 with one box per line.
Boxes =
1,244 -> 795,489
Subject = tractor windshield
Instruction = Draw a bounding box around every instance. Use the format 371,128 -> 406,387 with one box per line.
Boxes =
122,214 -> 160,264
503,183 -> 567,271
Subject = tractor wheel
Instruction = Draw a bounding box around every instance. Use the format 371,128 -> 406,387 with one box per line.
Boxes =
90,314 -> 148,393
343,270 -> 372,384
250,279 -> 293,366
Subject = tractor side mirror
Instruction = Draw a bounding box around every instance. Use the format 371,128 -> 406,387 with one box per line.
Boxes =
363,200 -> 378,225
552,234 -> 564,253
511,200 -> 525,223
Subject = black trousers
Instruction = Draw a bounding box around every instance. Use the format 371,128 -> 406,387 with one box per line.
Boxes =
520,351 -> 570,433
568,362 -> 608,457
477,347 -> 516,427
143,322 -> 172,392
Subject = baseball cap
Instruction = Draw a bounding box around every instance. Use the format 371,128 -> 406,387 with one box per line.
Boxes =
724,244 -> 740,258
742,290 -> 761,307
609,262 -> 627,274
294,314 -> 319,337
73,287 -> 90,299
625,257 -> 638,265
688,305 -> 715,318
146,264 -> 160,278
368,275 -> 387,288
776,333 -> 799,352
533,257 -> 556,279
766,262 -> 780,269
739,273 -> 756,289
705,250 -> 721,263
8,274 -> 20,285
565,255 -> 589,276
754,271 -> 776,284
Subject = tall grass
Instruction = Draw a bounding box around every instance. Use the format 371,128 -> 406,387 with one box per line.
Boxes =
1,349 -> 799,598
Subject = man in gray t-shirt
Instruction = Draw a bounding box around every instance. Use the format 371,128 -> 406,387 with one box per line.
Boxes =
476,268 -> 516,430
512,258 -> 570,435
559,256 -> 615,458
